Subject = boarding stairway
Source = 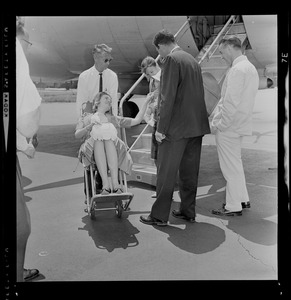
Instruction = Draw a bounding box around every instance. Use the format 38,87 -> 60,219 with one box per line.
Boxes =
123,15 -> 248,186
196,17 -> 248,86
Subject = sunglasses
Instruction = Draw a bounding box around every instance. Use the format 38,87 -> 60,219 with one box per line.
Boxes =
104,58 -> 112,63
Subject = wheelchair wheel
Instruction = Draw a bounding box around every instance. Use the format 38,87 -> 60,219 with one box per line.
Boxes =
115,200 -> 123,218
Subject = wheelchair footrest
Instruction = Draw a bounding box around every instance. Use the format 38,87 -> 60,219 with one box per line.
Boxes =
91,192 -> 133,204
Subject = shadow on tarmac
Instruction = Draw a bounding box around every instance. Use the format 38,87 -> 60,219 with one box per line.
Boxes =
196,192 -> 277,246
154,221 -> 226,254
31,124 -> 277,252
24,176 -> 84,194
78,214 -> 141,252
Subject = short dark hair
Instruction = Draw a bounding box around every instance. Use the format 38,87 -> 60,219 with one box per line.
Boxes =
153,29 -> 175,48
219,35 -> 242,49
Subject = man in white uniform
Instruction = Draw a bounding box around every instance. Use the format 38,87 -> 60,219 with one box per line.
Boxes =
76,43 -> 119,116
76,43 -> 119,196
210,35 -> 259,216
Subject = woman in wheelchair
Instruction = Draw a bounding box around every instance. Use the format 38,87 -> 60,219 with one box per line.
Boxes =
75,91 -> 152,195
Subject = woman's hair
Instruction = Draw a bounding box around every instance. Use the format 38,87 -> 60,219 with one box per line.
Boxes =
92,91 -> 111,112
140,56 -> 157,74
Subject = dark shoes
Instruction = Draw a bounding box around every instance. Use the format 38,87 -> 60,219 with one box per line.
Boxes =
213,202 -> 249,216
171,210 -> 196,223
100,188 -> 111,195
212,208 -> 242,216
140,211 -> 196,226
241,202 -> 251,209
100,187 -> 123,195
113,187 -> 123,194
140,215 -> 168,226
222,202 -> 250,209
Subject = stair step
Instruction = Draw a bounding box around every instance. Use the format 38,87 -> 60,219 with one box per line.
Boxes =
127,163 -> 157,186
130,148 -> 155,166
131,133 -> 152,150
197,33 -> 247,61
125,123 -> 152,149
197,32 -> 247,82
132,133 -> 152,139
213,22 -> 246,35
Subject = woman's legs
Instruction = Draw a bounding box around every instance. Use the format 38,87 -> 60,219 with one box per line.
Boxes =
93,140 -> 110,190
104,140 -> 120,190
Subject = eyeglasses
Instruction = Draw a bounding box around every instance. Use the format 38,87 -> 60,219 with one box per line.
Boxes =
22,39 -> 32,47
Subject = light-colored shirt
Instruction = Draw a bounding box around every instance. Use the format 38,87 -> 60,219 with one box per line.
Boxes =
76,66 -> 118,117
16,38 -> 41,152
17,130 -> 29,151
16,38 -> 42,119
211,55 -> 259,135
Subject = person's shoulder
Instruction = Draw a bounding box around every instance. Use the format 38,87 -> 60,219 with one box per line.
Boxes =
169,48 -> 191,60
169,49 -> 197,66
233,57 -> 254,72
177,49 -> 196,61
79,66 -> 95,77
106,68 -> 118,78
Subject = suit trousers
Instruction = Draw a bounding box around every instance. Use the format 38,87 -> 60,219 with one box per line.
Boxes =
215,130 -> 249,211
17,156 -> 31,281
150,136 -> 203,222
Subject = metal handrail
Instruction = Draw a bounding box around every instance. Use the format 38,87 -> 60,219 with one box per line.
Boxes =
198,15 -> 237,65
119,17 -> 191,147
206,15 -> 240,63
127,122 -> 150,153
121,15 -> 238,150
119,18 -> 190,116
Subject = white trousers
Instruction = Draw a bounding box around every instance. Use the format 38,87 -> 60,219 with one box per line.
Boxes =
215,130 -> 250,211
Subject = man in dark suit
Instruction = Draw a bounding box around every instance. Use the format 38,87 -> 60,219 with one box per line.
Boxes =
140,30 -> 210,226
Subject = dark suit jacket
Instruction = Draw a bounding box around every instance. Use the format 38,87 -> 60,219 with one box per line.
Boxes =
157,47 -> 210,140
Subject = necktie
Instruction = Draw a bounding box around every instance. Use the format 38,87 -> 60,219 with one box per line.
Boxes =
99,73 -> 103,92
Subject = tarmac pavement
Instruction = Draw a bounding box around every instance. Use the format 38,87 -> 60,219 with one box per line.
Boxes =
18,88 -> 278,282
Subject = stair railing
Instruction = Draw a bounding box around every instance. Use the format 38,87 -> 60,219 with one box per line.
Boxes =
122,15 -> 238,153
119,17 -> 191,148
198,15 -> 238,65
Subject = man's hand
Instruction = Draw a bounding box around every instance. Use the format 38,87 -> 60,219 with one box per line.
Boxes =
155,131 -> 166,143
23,144 -> 35,159
210,124 -> 218,134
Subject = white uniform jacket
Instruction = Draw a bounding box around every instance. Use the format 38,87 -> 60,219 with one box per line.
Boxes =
211,55 -> 259,135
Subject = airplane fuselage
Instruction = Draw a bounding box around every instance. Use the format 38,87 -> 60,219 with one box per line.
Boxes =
23,15 -> 277,93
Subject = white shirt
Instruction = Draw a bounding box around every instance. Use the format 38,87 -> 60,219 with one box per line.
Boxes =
76,66 -> 118,116
16,38 -> 41,151
211,55 -> 259,135
16,38 -> 42,119
151,69 -> 161,82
